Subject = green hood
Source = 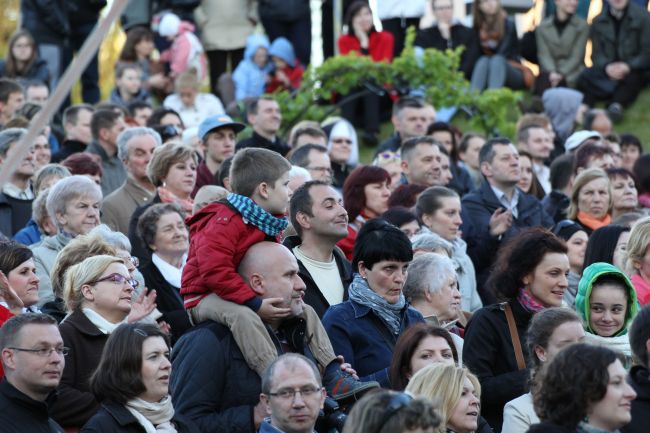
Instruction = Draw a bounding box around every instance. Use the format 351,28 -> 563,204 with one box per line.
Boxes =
575,262 -> 639,337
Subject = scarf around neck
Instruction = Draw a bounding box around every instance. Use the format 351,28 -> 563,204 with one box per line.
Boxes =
517,288 -> 546,313
348,273 -> 406,336
126,396 -> 176,433
577,420 -> 620,433
577,211 -> 612,231
226,193 -> 288,237
158,185 -> 194,214
82,308 -> 127,334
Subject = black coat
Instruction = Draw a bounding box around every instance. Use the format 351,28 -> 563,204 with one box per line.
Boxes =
20,0 -> 70,44
140,261 -> 193,343
235,131 -> 290,156
463,300 -> 533,433
128,194 -> 161,268
415,23 -> 480,78
80,400 -> 198,433
622,365 -> 650,433
526,422 -> 576,433
0,379 -> 65,433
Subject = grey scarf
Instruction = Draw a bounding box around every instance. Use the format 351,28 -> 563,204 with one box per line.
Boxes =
348,273 -> 405,335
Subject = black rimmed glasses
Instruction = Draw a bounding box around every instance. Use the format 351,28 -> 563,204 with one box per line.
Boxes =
268,385 -> 322,401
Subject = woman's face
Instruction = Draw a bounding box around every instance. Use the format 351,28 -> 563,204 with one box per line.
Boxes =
152,212 -> 189,258
408,335 -> 455,378
84,262 -> 133,322
535,320 -> 585,363
58,194 -> 101,236
577,178 -> 610,219
610,175 -> 638,212
359,260 -> 409,304
587,360 -> 636,432
352,6 -> 374,34
517,155 -> 533,194
423,196 -> 462,242
139,336 -> 172,403
613,231 -> 630,271
363,181 -> 391,218
478,0 -> 500,16
7,258 -> 39,307
621,145 -> 640,171
566,230 -> 588,273
12,36 -> 33,62
400,220 -> 421,239
524,252 -> 570,307
447,377 -> 480,433
329,136 -> 352,164
163,157 -> 197,198
589,284 -> 628,337
432,0 -> 454,24
383,161 -> 403,192
429,274 -> 461,322
135,37 -> 155,58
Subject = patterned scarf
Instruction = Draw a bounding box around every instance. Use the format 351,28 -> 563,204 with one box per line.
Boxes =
348,273 -> 406,336
226,193 -> 288,237
158,186 -> 194,214
517,288 -> 546,313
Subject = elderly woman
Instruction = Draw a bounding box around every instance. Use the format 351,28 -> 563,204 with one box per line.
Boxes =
568,168 -> 612,235
128,141 -> 197,265
13,187 -> 58,246
416,186 -> 482,312
323,219 -> 424,387
50,255 -> 139,429
607,167 -> 639,221
31,175 -> 102,305
138,203 -> 192,342
81,323 -> 198,433
323,118 -> 359,189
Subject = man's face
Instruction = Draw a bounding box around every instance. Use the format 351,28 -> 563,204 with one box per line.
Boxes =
133,107 -> 153,127
203,127 -> 236,165
302,185 -> 348,240
609,0 -> 628,11
26,85 -> 49,105
459,136 -> 485,170
2,91 -> 24,119
396,107 -> 429,140
250,100 -> 282,136
263,360 -> 326,433
261,247 -> 306,318
402,143 -> 441,186
438,152 -> 453,186
125,134 -> 157,181
102,116 -> 127,148
2,324 -> 65,400
482,143 -> 521,186
66,109 -> 93,144
522,127 -> 554,162
305,150 -> 332,183
3,140 -> 35,179
32,134 -> 51,170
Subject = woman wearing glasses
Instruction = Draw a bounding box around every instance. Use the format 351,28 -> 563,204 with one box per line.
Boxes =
323,118 -> 359,190
51,255 -> 140,430
81,323 -> 198,433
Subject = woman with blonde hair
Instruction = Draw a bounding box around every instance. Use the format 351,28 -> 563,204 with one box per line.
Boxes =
406,364 -> 491,433
568,168 -> 612,235
626,216 -> 650,305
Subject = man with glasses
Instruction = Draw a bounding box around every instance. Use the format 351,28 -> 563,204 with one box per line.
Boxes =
0,313 -> 66,432
259,354 -> 326,433
290,144 -> 333,184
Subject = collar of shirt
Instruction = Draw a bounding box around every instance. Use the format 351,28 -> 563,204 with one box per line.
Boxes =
2,183 -> 34,200
490,184 -> 519,219
0,301 -> 40,314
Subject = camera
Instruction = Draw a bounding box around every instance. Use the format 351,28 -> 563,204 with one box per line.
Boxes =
316,396 -> 347,433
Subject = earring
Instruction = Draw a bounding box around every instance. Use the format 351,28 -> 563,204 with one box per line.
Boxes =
162,181 -> 167,188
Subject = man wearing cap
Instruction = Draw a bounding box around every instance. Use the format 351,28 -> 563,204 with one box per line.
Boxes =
193,114 -> 245,197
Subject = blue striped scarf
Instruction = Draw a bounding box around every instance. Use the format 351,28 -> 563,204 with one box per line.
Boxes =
226,193 -> 288,237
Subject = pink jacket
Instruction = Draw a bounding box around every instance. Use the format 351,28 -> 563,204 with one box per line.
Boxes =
160,22 -> 207,80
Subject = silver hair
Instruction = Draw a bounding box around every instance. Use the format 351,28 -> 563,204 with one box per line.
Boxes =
0,127 -> 27,157
289,165 -> 312,181
46,175 -> 102,229
33,164 -> 71,195
411,231 -> 454,257
32,187 -> 51,231
403,252 -> 457,303
116,127 -> 162,161
88,224 -> 132,252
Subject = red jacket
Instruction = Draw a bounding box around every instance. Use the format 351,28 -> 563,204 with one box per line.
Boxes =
180,201 -> 276,309
266,63 -> 304,93
338,31 -> 395,63
0,306 -> 14,378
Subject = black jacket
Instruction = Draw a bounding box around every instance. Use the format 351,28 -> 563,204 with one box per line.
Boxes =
80,400 -> 198,433
0,379 -> 65,433
140,261 -> 193,344
171,318 -> 316,433
415,23 -> 480,78
375,133 -> 402,156
622,365 -> 650,433
0,191 -> 33,237
541,190 -> 570,224
128,194 -> 162,268
236,131 -> 290,156
20,0 -> 70,44
0,57 -> 50,85
463,300 -> 533,433
51,139 -> 87,163
283,235 -> 352,318
526,422 -> 576,433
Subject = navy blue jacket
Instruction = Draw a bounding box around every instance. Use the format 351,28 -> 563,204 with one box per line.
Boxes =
322,300 -> 424,388
461,180 -> 554,303
80,401 -> 198,433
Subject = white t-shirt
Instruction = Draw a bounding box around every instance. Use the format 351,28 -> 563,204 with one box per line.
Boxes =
293,246 -> 344,306
163,93 -> 225,129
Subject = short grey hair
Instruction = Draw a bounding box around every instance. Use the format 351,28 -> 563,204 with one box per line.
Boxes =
32,187 -> 51,231
411,231 -> 453,257
88,224 -> 132,252
0,127 -> 27,157
46,175 -> 102,229
403,252 -> 457,303
117,127 -> 162,161
33,164 -> 71,195
289,165 -> 312,181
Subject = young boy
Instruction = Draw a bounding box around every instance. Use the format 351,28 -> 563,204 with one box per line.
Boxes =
110,63 -> 150,108
181,147 -> 375,400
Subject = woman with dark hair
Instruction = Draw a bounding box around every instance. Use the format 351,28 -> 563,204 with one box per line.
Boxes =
552,220 -> 588,308
390,323 -> 459,390
381,206 -> 420,239
387,183 -> 427,209
518,151 -> 545,200
428,122 -> 474,196
81,323 -> 198,432
606,167 -> 639,220
502,307 -> 585,433
323,219 -> 424,387
620,133 -> 642,172
463,228 -> 569,431
337,165 -> 391,260
0,30 -> 49,85
146,108 -> 185,133
119,27 -> 171,96
529,343 -> 636,433
634,154 -> 650,210
582,225 -> 630,271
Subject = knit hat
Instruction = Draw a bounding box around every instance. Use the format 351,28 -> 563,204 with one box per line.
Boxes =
158,13 -> 181,38
552,219 -> 585,241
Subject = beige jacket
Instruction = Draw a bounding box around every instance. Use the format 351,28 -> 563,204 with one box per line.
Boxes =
195,0 -> 258,51
101,177 -> 155,236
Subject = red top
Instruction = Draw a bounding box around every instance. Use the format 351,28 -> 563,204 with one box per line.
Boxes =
338,31 -> 395,63
266,63 -> 305,93
0,306 -> 15,378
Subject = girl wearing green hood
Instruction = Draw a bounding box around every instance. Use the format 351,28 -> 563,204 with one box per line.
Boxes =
575,262 -> 639,365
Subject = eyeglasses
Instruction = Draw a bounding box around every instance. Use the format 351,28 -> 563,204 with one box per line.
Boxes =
8,346 -> 69,357
92,273 -> 138,289
306,166 -> 333,174
268,385 -> 322,401
118,255 -> 140,268
374,392 -> 413,432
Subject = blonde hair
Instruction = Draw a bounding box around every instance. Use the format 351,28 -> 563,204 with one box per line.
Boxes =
406,364 -> 481,433
63,255 -> 124,312
626,216 -> 650,275
567,167 -> 611,220
146,140 -> 198,187
174,71 -> 199,91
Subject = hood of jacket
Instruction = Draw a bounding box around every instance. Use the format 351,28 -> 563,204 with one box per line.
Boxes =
244,34 -> 270,61
268,37 -> 296,65
575,262 -> 639,337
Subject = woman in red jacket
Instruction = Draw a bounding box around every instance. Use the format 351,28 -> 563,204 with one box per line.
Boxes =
338,1 -> 394,146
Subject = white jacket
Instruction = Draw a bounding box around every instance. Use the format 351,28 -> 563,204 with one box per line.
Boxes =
376,0 -> 427,20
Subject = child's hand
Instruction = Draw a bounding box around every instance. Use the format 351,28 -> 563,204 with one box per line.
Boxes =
257,297 -> 291,321
276,70 -> 290,85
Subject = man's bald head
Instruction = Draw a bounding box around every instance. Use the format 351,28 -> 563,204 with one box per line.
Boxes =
238,242 -> 294,281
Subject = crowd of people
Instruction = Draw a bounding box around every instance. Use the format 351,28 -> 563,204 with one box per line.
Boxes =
2,0 -> 650,433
